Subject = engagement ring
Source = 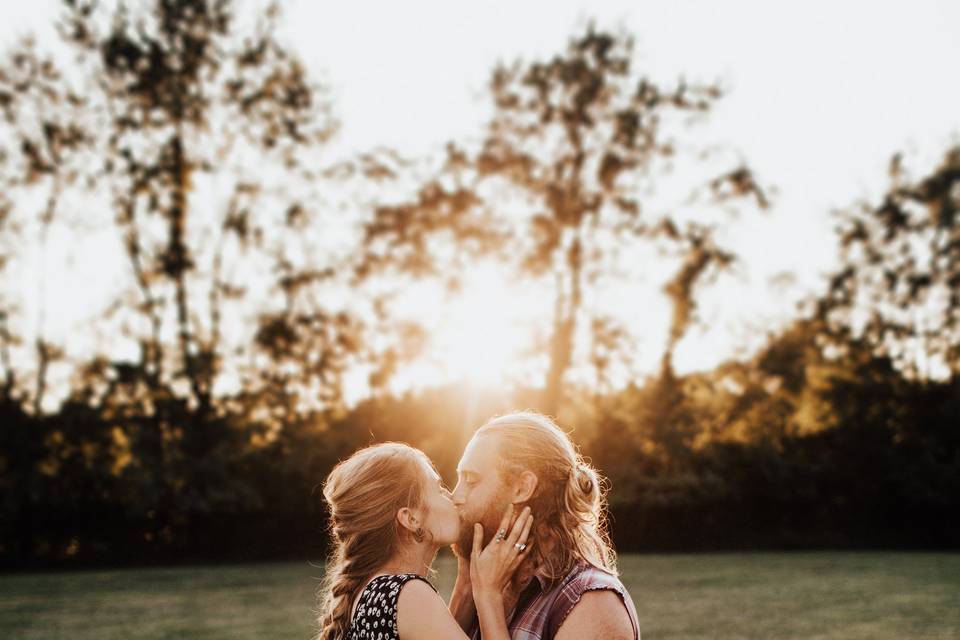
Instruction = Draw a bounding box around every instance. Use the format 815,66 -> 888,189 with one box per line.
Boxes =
495,530 -> 506,541
514,542 -> 526,552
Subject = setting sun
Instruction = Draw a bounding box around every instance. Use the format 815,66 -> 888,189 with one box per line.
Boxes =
392,262 -> 548,390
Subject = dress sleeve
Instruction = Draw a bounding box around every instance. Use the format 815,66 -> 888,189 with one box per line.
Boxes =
396,573 -> 438,593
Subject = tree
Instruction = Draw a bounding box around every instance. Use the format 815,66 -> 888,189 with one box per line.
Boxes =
0,36 -> 90,412
0,0 -> 361,563
48,0 -> 345,417
360,27 -> 767,413
824,145 -> 960,380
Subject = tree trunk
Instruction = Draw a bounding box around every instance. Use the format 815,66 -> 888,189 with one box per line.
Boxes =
168,134 -> 209,412
32,339 -> 50,415
0,311 -> 14,400
543,237 -> 582,415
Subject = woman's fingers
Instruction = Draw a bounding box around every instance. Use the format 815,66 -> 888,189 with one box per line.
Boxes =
508,538 -> 533,572
506,506 -> 531,546
509,511 -> 533,562
494,503 -> 514,544
517,509 -> 533,546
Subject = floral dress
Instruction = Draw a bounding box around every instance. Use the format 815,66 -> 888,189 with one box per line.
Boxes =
348,573 -> 437,640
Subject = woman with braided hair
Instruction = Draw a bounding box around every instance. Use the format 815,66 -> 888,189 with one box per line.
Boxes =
317,442 -> 532,640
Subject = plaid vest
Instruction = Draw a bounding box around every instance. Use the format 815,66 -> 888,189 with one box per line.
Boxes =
470,561 -> 641,640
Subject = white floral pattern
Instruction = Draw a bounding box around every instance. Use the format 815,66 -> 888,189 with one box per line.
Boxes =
348,574 -> 436,640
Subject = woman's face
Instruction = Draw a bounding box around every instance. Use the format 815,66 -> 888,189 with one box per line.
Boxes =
418,460 -> 461,546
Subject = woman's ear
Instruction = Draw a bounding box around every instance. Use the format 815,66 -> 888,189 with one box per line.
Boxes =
396,507 -> 419,533
512,470 -> 539,503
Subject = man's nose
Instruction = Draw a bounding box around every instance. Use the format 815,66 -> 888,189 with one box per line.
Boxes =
451,483 -> 465,506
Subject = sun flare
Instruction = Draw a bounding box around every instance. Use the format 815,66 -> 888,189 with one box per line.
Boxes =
393,263 -> 548,390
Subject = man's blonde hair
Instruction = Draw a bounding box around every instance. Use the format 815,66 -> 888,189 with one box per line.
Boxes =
476,411 -> 617,584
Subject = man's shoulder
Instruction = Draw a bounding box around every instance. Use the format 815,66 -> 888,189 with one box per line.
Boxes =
545,563 -> 639,640
555,589 -> 637,640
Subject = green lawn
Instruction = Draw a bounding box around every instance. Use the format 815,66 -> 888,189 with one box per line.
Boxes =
2,552 -> 958,639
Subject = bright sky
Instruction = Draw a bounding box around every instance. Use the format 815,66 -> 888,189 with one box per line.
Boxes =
286,0 -> 960,385
2,0 -> 959,403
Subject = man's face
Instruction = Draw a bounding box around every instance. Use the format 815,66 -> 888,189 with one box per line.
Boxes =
452,433 -> 511,555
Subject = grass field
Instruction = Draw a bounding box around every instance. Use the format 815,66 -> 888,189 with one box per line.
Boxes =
2,552 -> 958,639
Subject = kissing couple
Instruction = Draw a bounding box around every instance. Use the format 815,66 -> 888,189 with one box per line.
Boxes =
316,411 -> 640,640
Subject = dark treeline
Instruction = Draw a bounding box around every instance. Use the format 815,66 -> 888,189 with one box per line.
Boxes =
3,318 -> 958,568
0,1 -> 958,568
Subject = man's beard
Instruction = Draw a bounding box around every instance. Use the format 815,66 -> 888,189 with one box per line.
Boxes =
456,486 -> 511,556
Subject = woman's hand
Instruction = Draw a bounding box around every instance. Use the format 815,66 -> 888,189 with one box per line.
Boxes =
470,504 -> 533,598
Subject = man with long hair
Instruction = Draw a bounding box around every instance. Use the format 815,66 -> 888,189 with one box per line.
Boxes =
448,412 -> 640,640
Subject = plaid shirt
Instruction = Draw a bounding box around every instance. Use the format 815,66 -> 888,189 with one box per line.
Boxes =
470,561 -> 640,640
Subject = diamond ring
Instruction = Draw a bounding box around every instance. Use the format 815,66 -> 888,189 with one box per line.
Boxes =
514,542 -> 526,552
495,530 -> 506,542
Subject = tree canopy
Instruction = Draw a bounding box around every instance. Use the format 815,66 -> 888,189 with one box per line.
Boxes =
823,146 -> 960,380
359,27 -> 769,413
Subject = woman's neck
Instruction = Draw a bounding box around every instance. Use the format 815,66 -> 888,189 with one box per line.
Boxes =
377,543 -> 439,578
